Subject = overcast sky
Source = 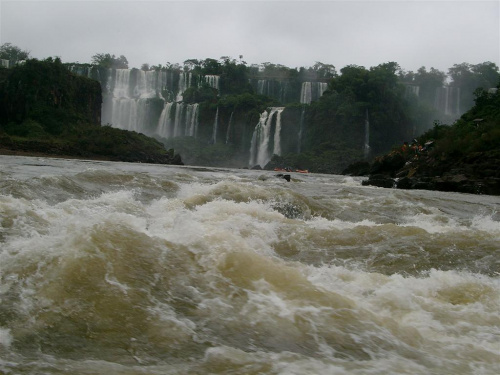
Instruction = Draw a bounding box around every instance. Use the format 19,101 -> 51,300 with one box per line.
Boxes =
1,0 -> 499,74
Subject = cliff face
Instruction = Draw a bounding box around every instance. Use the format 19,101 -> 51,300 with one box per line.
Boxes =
0,59 -> 102,130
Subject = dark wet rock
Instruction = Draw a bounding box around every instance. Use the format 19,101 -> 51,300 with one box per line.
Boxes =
276,173 -> 291,182
341,161 -> 371,176
362,174 -> 395,188
369,152 -> 406,177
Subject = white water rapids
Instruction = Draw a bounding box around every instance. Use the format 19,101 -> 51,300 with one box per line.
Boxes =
0,155 -> 499,374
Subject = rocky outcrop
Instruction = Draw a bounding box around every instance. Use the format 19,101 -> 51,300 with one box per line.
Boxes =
349,148 -> 500,195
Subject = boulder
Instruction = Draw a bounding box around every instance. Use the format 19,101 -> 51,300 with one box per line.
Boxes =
341,161 -> 371,176
362,174 -> 395,188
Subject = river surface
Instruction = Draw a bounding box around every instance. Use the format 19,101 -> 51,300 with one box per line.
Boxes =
0,155 -> 499,374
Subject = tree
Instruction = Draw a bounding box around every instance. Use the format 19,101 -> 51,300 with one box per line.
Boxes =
201,58 -> 222,74
312,62 -> 337,79
0,43 -> 30,61
471,61 -> 500,88
412,66 -> 446,106
448,62 -> 500,110
183,59 -> 200,71
91,53 -> 128,69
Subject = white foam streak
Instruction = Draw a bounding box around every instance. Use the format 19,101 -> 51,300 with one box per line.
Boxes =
0,328 -> 12,348
401,211 -> 465,234
471,214 -> 500,234
307,265 -> 500,363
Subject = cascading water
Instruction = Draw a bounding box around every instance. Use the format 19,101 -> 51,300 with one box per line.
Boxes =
250,79 -> 290,103
203,75 -> 220,91
157,102 -> 174,138
257,80 -> 268,96
211,107 -> 219,144
113,69 -> 132,98
134,69 -> 169,98
188,103 -> 199,138
249,111 -> 269,168
226,111 -> 234,144
297,106 -> 306,153
364,109 -> 370,158
105,69 -> 165,134
300,82 -> 327,104
405,85 -> 420,98
176,72 -> 192,102
435,86 -> 461,117
300,82 -> 312,104
273,108 -> 284,156
157,102 -> 199,139
173,102 -> 184,137
249,107 -> 285,168
90,67 -> 200,138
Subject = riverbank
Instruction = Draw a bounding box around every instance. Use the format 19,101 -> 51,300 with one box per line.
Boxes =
0,148 -> 116,161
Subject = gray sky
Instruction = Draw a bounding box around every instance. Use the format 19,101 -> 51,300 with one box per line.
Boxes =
1,0 -> 499,74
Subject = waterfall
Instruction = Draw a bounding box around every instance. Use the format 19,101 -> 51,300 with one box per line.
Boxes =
226,111 -> 234,144
176,72 -> 192,102
203,75 -> 220,91
257,80 -> 267,95
134,70 -> 166,98
172,102 -> 182,137
317,82 -> 328,98
364,109 -> 370,158
250,79 -> 289,103
249,111 -> 269,168
108,69 -> 158,133
157,102 -> 174,138
300,82 -> 312,104
68,64 -> 93,78
212,107 -> 219,144
71,66 -> 197,138
300,82 -> 328,104
435,86 -> 461,117
113,69 -> 131,98
297,106 -> 305,153
187,103 -> 199,137
156,102 -> 198,139
273,108 -> 285,156
248,107 -> 284,168
405,85 -> 420,98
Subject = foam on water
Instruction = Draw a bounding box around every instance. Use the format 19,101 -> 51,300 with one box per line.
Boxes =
471,213 -> 500,234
